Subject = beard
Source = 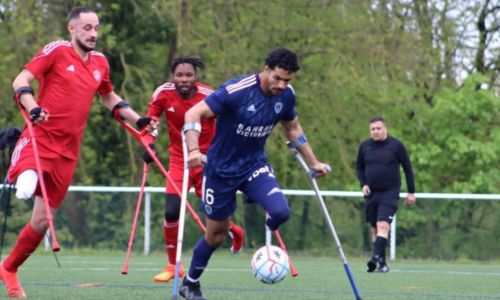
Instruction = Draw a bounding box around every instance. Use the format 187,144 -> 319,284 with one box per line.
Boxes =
76,38 -> 95,52
175,85 -> 194,98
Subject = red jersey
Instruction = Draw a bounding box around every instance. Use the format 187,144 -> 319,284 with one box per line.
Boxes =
23,40 -> 113,160
147,82 -> 215,159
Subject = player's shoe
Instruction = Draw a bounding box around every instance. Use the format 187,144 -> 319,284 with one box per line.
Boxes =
0,262 -> 27,298
153,264 -> 184,283
366,258 -> 377,273
228,224 -> 245,254
179,278 -> 207,300
376,263 -> 390,273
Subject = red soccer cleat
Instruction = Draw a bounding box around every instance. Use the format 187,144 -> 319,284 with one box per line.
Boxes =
229,224 -> 245,254
0,262 -> 27,298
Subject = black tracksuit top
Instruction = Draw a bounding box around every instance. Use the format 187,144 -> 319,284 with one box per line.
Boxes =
355,136 -> 415,193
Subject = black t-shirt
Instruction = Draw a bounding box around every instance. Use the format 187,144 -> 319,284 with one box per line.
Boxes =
355,136 -> 415,193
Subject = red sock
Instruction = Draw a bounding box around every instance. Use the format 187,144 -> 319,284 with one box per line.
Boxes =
163,219 -> 179,265
4,223 -> 44,272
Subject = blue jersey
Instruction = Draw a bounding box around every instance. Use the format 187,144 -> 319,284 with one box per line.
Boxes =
204,74 -> 297,178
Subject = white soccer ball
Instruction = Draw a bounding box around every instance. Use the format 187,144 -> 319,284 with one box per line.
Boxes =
251,245 -> 290,284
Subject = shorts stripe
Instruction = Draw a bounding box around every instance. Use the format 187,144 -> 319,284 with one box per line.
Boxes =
10,137 -> 30,167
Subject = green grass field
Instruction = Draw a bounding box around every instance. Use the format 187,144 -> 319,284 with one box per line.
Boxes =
4,250 -> 499,299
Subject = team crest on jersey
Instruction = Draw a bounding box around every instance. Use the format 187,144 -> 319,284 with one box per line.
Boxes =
274,102 -> 283,114
93,70 -> 102,81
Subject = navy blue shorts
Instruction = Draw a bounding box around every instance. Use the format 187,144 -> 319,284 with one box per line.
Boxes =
365,189 -> 399,226
201,164 -> 289,221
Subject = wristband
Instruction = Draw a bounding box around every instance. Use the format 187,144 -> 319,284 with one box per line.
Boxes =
287,134 -> 308,149
14,86 -> 35,105
188,148 -> 200,153
182,122 -> 201,133
111,100 -> 130,118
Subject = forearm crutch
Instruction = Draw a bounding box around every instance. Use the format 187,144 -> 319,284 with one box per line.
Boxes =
171,131 -> 190,300
113,113 -> 206,233
18,107 -> 60,251
288,144 -> 362,300
121,162 -> 149,275
264,213 -> 298,277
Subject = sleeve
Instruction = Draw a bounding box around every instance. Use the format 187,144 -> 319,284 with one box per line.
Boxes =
204,86 -> 229,116
24,44 -> 58,79
355,143 -> 366,187
146,92 -> 165,118
97,57 -> 113,95
281,90 -> 297,121
397,141 -> 415,193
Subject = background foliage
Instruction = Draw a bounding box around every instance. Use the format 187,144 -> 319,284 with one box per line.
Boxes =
0,0 -> 499,260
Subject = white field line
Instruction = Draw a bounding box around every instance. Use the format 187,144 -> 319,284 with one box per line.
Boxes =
27,263 -> 500,276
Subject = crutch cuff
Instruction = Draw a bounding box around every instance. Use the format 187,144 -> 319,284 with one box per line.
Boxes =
111,100 -> 130,119
288,134 -> 308,149
13,86 -> 35,106
182,122 -> 201,133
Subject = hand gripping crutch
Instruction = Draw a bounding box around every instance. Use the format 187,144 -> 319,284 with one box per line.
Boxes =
171,131 -> 190,300
17,106 -> 60,251
264,214 -> 298,277
113,113 -> 206,233
121,162 -> 149,275
288,144 -> 362,300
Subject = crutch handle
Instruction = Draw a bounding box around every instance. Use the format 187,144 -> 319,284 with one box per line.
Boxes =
308,164 -> 331,179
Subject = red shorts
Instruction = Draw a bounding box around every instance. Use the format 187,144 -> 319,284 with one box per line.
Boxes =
166,158 -> 203,198
8,136 -> 78,209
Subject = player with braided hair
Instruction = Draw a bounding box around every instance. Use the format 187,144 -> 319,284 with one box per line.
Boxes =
144,56 -> 244,284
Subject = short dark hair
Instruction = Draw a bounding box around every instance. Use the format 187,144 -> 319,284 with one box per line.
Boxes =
170,56 -> 205,74
370,116 -> 385,124
264,47 -> 299,73
68,6 -> 95,23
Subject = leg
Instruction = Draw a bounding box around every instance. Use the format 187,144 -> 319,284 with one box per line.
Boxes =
369,190 -> 398,273
370,226 -> 377,243
371,220 -> 389,262
180,218 -> 229,300
180,172 -> 240,300
186,218 -> 229,282
154,193 -> 184,283
1,196 -> 57,298
191,165 -> 244,254
364,193 -> 379,272
241,165 -> 290,231
2,150 -> 73,297
373,221 -> 390,272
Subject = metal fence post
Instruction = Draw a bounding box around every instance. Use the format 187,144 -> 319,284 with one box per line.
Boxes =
44,230 -> 50,251
144,191 -> 151,255
390,214 -> 396,260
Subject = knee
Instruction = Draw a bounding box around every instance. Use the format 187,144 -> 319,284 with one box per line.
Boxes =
205,228 -> 228,247
164,194 -> 181,221
376,221 -> 390,234
267,209 -> 290,230
31,218 -> 49,233
206,232 -> 227,247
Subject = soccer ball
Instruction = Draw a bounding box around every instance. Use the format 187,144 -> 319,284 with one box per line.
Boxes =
251,245 -> 289,284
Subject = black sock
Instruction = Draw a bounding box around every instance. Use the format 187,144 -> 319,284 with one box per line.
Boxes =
372,236 -> 387,262
380,246 -> 386,264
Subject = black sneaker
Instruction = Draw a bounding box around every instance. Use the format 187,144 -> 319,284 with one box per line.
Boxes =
179,279 -> 207,300
376,264 -> 390,273
366,259 -> 377,273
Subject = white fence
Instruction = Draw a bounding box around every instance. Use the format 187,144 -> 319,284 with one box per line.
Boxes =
2,184 -> 500,260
